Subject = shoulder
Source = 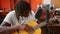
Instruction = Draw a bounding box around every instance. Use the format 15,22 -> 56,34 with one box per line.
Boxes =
8,10 -> 15,14
4,10 -> 16,19
7,10 -> 15,16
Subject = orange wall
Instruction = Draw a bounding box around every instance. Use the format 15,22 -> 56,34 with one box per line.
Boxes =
0,0 -> 10,9
0,0 -> 15,10
0,0 -> 42,11
31,0 -> 42,11
0,0 -> 42,16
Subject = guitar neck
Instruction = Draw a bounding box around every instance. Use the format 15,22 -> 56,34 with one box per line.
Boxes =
33,22 -> 47,30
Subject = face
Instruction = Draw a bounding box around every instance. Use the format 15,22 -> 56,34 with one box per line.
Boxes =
16,10 -> 30,17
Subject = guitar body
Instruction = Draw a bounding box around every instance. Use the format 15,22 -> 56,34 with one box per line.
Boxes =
12,20 -> 41,34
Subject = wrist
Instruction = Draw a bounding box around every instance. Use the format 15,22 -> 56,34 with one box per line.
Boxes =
11,25 -> 18,30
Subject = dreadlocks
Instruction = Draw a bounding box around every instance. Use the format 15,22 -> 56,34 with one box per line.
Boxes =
15,1 -> 31,17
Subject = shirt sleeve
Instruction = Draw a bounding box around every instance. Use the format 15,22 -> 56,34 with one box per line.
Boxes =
1,12 -> 13,25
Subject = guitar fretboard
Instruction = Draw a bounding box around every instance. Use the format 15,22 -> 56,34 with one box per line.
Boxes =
33,22 -> 47,30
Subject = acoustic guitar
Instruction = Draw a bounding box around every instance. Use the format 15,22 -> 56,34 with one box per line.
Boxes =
12,20 -> 41,34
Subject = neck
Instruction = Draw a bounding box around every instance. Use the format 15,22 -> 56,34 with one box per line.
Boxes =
33,22 -> 47,30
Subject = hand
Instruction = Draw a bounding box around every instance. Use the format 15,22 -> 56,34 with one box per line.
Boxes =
19,24 -> 26,30
24,25 -> 35,33
13,24 -> 26,30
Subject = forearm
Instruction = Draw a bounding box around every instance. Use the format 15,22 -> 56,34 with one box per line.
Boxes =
0,26 -> 17,34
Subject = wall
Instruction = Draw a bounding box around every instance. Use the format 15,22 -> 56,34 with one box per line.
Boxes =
1,0 -> 60,11
51,0 -> 60,9
0,0 -> 42,11
31,0 -> 42,11
0,0 -> 10,9
0,0 -> 15,10
0,0 -> 42,16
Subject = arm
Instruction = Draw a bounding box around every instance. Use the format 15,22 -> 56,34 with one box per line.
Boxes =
0,11 -> 26,34
0,22 -> 19,34
0,25 -> 17,34
0,22 -> 26,34
0,11 -> 18,34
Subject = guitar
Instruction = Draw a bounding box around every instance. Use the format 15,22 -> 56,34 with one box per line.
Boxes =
11,20 -> 41,34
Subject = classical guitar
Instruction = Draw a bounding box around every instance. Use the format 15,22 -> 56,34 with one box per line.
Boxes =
11,20 -> 41,34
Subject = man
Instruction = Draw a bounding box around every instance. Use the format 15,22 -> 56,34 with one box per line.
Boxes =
0,1 -> 57,34
0,1 -> 35,34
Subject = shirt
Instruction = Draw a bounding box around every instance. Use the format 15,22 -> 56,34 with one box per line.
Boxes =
1,10 -> 36,26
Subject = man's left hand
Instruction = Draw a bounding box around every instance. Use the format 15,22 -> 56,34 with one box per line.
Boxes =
24,25 -> 35,33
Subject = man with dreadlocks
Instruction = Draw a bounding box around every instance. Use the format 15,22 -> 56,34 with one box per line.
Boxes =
0,1 -> 36,34
0,1 -> 57,34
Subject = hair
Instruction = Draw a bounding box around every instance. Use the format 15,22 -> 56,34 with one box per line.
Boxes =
14,1 -> 31,16
14,1 -> 31,20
